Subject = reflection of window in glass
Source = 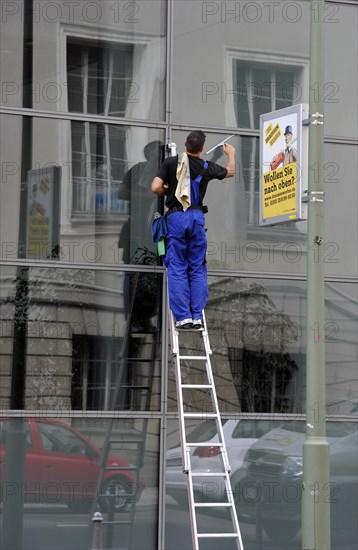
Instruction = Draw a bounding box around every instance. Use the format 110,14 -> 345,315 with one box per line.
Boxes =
67,41 -> 134,116
71,121 -> 128,216
234,67 -> 300,225
240,135 -> 302,228
240,136 -> 260,225
233,64 -> 300,129
72,330 -> 159,411
232,420 -> 277,439
229,51 -> 308,227
67,40 -> 133,217
72,336 -> 129,411
228,348 -> 299,413
38,422 -> 88,455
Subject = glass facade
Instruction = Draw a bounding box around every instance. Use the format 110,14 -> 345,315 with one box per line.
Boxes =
0,1 -> 357,549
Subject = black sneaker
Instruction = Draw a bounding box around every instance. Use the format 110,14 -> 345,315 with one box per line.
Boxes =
175,318 -> 193,329
192,319 -> 203,330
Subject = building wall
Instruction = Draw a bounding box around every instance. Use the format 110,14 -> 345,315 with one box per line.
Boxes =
0,1 -> 357,549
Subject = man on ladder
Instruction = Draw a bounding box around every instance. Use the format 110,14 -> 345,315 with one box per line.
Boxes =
152,132 -> 244,549
151,130 -> 235,329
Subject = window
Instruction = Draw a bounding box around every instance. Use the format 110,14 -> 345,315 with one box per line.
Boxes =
228,347 -> 299,414
38,422 -> 89,455
72,335 -> 127,411
226,49 -> 309,226
226,48 -> 309,130
233,64 -> 301,130
70,121 -> 128,217
67,40 -> 134,116
67,40 -> 134,218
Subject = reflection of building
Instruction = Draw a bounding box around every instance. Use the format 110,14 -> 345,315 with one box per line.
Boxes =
0,1 -> 357,549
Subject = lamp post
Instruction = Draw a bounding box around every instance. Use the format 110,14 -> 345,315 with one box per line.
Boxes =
1,2 -> 33,549
302,1 -> 330,548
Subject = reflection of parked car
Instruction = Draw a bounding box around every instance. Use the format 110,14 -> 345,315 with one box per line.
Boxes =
231,421 -> 358,547
0,418 -> 144,513
166,419 -> 276,506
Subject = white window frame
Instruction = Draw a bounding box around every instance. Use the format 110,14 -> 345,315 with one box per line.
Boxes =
225,48 -> 309,227
57,22 -> 161,228
225,47 -> 310,129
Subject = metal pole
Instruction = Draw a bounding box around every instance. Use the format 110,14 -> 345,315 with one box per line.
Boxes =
302,1 -> 330,549
91,512 -> 103,550
1,2 -> 33,547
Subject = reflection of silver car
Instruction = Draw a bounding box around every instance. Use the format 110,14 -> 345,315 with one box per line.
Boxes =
166,419 -> 276,506
231,421 -> 358,547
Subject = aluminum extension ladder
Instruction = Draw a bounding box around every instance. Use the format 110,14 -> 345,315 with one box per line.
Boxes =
169,310 -> 244,550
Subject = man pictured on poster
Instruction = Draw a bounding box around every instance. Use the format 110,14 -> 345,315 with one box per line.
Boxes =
270,125 -> 297,170
29,184 -> 46,216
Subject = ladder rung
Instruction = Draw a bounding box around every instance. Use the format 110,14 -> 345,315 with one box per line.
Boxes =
197,533 -> 239,538
179,355 -> 207,360
191,472 -> 227,477
182,384 -> 212,389
194,502 -> 233,508
186,442 -> 222,447
121,385 -> 150,390
109,439 -> 145,445
126,358 -> 154,363
183,413 -> 217,418
176,327 -> 204,332
104,466 -> 138,471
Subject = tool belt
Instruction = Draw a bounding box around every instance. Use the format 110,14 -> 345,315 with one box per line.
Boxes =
166,204 -> 208,217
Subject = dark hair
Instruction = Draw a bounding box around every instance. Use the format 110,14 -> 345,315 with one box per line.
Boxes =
185,131 -> 206,154
143,140 -> 164,161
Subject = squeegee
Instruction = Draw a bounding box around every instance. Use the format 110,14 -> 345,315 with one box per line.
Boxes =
205,134 -> 234,155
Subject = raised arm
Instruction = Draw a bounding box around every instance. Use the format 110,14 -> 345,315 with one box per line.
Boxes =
223,143 -> 235,178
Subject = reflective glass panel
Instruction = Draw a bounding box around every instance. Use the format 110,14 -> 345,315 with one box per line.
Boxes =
170,131 -> 357,276
0,417 -> 160,549
0,0 -> 166,120
167,276 -> 358,416
166,417 -> 358,550
0,266 -> 162,411
171,2 -> 357,140
0,115 -> 165,265
172,1 -> 310,128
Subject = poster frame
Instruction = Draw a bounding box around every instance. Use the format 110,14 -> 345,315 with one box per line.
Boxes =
26,165 -> 61,259
259,103 -> 308,226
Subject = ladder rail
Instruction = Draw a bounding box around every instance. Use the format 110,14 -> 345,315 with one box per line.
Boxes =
202,355 -> 231,473
170,310 -> 191,474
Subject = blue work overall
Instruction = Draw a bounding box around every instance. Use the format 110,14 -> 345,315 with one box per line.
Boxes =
164,163 -> 208,322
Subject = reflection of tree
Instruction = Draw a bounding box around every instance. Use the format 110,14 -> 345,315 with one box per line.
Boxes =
208,280 -> 298,414
231,348 -> 297,413
168,279 -> 299,415
129,247 -> 159,331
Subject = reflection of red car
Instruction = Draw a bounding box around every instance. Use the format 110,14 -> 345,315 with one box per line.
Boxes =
0,418 -> 145,512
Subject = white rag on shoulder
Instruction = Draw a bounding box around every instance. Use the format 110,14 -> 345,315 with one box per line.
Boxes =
175,152 -> 191,211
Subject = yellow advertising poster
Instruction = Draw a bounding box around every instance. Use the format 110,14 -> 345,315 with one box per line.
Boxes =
26,166 -> 60,258
262,162 -> 297,219
259,104 -> 307,225
28,216 -> 50,257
